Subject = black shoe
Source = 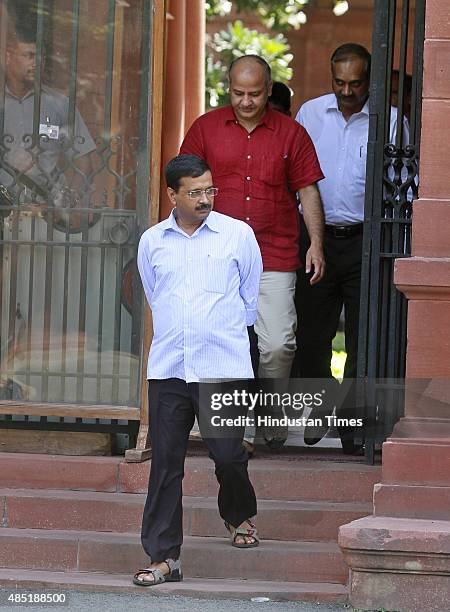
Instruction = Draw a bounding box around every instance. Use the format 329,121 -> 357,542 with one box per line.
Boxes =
341,440 -> 364,455
264,438 -> 286,450
304,404 -> 330,445
263,422 -> 288,450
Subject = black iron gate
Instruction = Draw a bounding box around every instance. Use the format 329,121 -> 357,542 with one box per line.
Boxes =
358,0 -> 426,462
0,0 -> 153,437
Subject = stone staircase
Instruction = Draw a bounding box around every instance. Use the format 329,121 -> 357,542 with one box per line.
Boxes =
0,450 -> 381,603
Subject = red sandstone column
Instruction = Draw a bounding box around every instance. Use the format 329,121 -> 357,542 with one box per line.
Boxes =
159,0 -> 205,220
184,0 -> 205,130
338,2 -> 450,610
159,0 -> 187,219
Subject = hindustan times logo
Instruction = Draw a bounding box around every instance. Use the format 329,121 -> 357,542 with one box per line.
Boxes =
210,389 -> 324,412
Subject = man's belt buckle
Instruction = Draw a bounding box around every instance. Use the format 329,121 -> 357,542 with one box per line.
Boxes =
327,224 -> 363,238
333,225 -> 351,238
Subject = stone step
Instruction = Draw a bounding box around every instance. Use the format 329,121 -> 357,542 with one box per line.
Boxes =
0,488 -> 371,541
374,483 -> 450,520
0,528 -> 348,584
0,452 -> 380,502
0,568 -> 348,603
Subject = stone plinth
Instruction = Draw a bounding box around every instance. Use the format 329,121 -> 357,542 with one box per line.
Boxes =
339,516 -> 450,612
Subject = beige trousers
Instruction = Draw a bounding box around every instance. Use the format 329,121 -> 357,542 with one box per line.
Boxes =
245,271 -> 297,444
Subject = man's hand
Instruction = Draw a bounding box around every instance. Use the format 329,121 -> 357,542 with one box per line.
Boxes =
298,183 -> 325,284
305,241 -> 325,285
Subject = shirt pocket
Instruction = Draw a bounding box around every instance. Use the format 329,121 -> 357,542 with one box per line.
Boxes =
201,255 -> 231,294
352,141 -> 368,178
259,154 -> 287,186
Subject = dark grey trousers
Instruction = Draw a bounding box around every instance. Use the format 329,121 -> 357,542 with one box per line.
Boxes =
141,378 -> 257,562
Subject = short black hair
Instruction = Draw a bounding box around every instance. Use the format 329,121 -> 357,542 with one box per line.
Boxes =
165,155 -> 211,191
229,54 -> 272,84
331,43 -> 371,77
268,82 -> 292,115
7,27 -> 37,49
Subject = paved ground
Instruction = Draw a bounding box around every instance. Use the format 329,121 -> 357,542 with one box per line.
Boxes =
0,589 -> 358,611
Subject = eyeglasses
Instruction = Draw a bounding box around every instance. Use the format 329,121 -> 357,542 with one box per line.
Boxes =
186,187 -> 219,199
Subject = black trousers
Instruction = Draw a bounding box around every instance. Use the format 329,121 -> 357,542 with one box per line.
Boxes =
141,378 -> 257,563
291,218 -> 363,441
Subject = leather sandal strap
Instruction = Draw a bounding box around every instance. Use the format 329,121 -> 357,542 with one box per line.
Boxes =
225,520 -> 259,542
134,568 -> 165,584
233,527 -> 251,535
164,558 -> 177,571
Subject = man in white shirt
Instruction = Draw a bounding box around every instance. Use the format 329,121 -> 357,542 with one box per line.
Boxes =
292,44 -> 404,453
133,154 -> 263,587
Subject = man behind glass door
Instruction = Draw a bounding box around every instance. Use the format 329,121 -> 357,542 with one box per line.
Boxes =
1,27 -> 95,213
0,26 -> 96,400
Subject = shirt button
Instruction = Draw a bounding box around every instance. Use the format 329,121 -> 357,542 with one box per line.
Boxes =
247,135 -> 251,139
246,196 -> 250,201
246,176 -> 251,181
247,154 -> 251,159
245,217 -> 250,221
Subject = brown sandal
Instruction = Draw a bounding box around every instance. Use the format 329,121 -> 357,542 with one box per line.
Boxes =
224,519 -> 259,548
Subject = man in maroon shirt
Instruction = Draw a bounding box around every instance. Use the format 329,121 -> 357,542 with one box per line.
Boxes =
181,55 -> 325,448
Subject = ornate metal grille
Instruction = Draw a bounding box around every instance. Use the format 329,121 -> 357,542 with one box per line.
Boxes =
358,0 -> 426,462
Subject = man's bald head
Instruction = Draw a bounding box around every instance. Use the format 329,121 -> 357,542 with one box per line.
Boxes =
228,55 -> 272,86
228,55 -> 273,129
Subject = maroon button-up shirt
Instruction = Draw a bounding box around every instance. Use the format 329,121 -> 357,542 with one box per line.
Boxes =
180,105 -> 324,271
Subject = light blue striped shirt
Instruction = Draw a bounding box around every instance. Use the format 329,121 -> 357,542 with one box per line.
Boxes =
137,210 -> 262,382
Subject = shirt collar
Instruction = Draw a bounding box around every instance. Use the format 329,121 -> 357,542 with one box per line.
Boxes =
5,84 -> 35,101
224,105 -> 276,131
327,95 -> 370,117
5,83 -> 50,102
326,96 -> 340,112
161,209 -> 220,235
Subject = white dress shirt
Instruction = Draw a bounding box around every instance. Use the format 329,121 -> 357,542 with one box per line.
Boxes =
296,93 -> 403,224
137,210 -> 262,382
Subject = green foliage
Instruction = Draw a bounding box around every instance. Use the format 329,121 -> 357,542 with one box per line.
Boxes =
205,0 -> 233,18
331,351 -> 346,379
205,0 -> 310,31
206,20 -> 293,109
332,331 -> 346,353
234,0 -> 309,31
207,1 -> 352,31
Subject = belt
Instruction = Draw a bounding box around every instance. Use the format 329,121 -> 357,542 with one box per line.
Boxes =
325,223 -> 364,238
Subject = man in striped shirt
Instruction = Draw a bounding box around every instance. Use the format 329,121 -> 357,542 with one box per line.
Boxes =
133,155 -> 262,587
